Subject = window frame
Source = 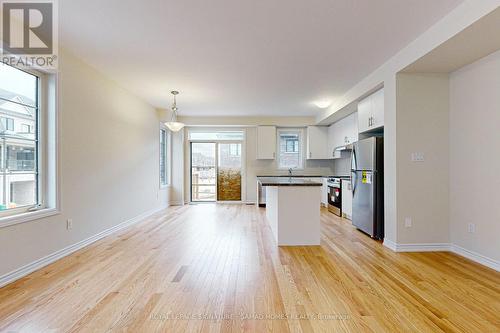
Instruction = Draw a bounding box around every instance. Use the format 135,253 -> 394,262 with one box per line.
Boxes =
1,117 -> 14,131
159,125 -> 171,188
277,128 -> 305,170
0,63 -> 60,228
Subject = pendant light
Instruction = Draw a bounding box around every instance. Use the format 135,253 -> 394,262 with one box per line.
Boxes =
164,90 -> 185,132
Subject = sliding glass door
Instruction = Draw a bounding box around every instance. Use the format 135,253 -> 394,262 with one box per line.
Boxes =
191,142 -> 217,202
217,143 -> 242,201
190,141 -> 242,202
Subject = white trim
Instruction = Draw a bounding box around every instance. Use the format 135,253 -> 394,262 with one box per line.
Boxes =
0,205 -> 167,288
382,241 -> 499,272
393,243 -> 451,252
0,208 -> 60,229
382,238 -> 398,251
450,244 -> 500,272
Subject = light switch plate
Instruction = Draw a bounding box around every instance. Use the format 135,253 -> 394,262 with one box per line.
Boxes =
411,152 -> 425,162
404,217 -> 412,228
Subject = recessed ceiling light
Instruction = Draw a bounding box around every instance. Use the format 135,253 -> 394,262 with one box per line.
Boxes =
313,100 -> 332,109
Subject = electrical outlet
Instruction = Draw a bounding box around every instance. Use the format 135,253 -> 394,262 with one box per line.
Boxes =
404,217 -> 412,228
67,219 -> 73,230
467,223 -> 475,233
411,152 -> 425,162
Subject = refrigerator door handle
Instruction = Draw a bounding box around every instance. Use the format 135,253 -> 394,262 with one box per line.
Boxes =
351,171 -> 357,196
351,144 -> 357,171
350,145 -> 357,196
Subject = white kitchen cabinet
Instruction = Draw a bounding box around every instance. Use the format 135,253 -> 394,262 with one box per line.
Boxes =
341,179 -> 352,220
327,124 -> 340,158
340,112 -> 358,145
321,178 -> 328,207
371,88 -> 384,129
256,126 -> 276,159
358,88 -> 384,133
328,112 -> 358,159
306,126 -> 330,159
358,96 -> 372,133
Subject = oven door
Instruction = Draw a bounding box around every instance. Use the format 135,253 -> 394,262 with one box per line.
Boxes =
327,185 -> 341,216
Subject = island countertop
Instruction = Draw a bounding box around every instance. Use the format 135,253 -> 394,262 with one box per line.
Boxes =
257,177 -> 322,186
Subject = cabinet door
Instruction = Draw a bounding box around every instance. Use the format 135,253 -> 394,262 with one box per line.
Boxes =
321,178 -> 328,206
256,126 -> 276,159
328,122 -> 342,159
357,96 -> 372,133
344,112 -> 359,144
341,180 -> 353,219
307,126 -> 329,159
371,88 -> 384,129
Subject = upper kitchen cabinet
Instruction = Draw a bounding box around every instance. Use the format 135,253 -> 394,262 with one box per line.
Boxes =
256,126 -> 276,159
328,112 -> 358,158
306,126 -> 330,159
358,88 -> 384,133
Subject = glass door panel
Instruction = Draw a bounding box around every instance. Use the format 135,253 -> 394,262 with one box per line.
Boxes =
191,142 -> 216,202
217,143 -> 242,201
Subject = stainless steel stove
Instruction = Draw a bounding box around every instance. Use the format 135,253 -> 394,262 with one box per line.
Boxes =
327,177 -> 342,216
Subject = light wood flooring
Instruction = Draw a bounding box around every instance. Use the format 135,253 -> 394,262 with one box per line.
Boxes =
0,204 -> 499,332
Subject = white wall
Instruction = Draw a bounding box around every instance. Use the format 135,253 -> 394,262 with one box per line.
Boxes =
171,121 -> 334,204
449,50 -> 500,262
396,73 -> 450,244
313,1 -> 499,249
0,50 -> 168,278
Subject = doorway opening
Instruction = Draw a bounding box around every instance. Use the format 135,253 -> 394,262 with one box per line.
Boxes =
189,131 -> 244,202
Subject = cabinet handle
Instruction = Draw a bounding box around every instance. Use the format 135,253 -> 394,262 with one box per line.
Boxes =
309,152 -> 312,158
273,152 -> 275,158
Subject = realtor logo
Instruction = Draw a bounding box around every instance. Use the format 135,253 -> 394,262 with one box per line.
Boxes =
1,0 -> 58,69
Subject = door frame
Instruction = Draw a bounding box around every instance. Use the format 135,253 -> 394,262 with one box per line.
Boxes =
190,141 -> 217,203
189,140 -> 245,203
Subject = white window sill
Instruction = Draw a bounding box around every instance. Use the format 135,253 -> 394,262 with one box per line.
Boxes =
0,208 -> 60,229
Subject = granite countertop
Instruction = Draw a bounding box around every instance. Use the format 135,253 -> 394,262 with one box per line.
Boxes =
257,177 -> 323,186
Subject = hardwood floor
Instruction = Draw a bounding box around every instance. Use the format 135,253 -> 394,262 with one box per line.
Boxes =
0,204 -> 499,332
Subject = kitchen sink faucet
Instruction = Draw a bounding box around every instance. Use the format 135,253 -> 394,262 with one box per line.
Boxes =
288,168 -> 293,177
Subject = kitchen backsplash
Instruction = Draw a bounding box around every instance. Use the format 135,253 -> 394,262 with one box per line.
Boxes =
332,155 -> 351,176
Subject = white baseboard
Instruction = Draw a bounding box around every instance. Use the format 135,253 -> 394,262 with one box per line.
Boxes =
382,239 -> 398,251
393,243 -> 451,252
450,244 -> 500,272
0,205 -> 168,288
168,201 -> 184,206
383,241 -> 499,272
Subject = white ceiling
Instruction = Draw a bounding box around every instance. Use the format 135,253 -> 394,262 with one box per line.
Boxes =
60,0 -> 463,117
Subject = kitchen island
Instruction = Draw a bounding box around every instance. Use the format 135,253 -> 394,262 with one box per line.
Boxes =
257,177 -> 322,246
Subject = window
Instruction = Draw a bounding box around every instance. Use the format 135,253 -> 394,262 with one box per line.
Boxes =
160,128 -> 169,186
0,63 -> 40,216
278,129 -> 304,169
229,143 -> 241,156
285,138 -> 299,152
1,117 -> 14,131
21,124 -> 31,133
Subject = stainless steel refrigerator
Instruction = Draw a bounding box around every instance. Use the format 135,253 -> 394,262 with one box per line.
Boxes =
351,137 -> 384,239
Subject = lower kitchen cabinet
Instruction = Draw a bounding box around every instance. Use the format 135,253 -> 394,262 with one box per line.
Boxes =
322,178 -> 328,207
342,179 -> 352,220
